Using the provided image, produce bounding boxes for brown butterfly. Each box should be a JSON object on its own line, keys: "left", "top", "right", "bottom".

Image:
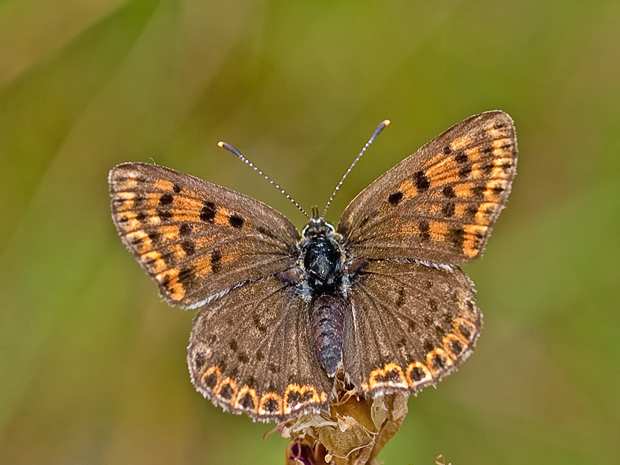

{"left": 109, "top": 111, "right": 517, "bottom": 421}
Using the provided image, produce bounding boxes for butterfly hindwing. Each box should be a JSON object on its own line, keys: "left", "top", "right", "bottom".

{"left": 187, "top": 275, "right": 332, "bottom": 421}
{"left": 109, "top": 163, "right": 299, "bottom": 308}
{"left": 338, "top": 111, "right": 517, "bottom": 264}
{"left": 343, "top": 259, "right": 481, "bottom": 396}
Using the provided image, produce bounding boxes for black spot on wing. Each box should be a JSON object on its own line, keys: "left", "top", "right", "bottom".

{"left": 158, "top": 210, "right": 173, "bottom": 222}
{"left": 229, "top": 214, "right": 244, "bottom": 228}
{"left": 159, "top": 193, "right": 173, "bottom": 206}
{"left": 458, "top": 166, "right": 472, "bottom": 179}
{"left": 414, "top": 171, "right": 431, "bottom": 191}
{"left": 419, "top": 220, "right": 430, "bottom": 241}
{"left": 442, "top": 186, "right": 456, "bottom": 198}
{"left": 181, "top": 240, "right": 196, "bottom": 256}
{"left": 210, "top": 250, "right": 222, "bottom": 273}
{"left": 388, "top": 191, "right": 404, "bottom": 205}
{"left": 179, "top": 223, "right": 192, "bottom": 236}
{"left": 200, "top": 202, "right": 217, "bottom": 222}
{"left": 454, "top": 151, "right": 469, "bottom": 164}
{"left": 442, "top": 202, "right": 455, "bottom": 217}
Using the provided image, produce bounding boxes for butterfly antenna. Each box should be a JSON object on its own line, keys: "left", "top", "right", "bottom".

{"left": 218, "top": 141, "right": 309, "bottom": 219}
{"left": 321, "top": 119, "right": 390, "bottom": 219}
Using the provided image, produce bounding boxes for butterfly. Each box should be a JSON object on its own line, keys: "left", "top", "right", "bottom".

{"left": 109, "top": 111, "right": 517, "bottom": 422}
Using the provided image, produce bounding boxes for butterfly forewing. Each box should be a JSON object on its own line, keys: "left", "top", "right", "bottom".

{"left": 344, "top": 260, "right": 481, "bottom": 396}
{"left": 109, "top": 163, "right": 299, "bottom": 308}
{"left": 338, "top": 111, "right": 517, "bottom": 264}
{"left": 187, "top": 275, "right": 332, "bottom": 421}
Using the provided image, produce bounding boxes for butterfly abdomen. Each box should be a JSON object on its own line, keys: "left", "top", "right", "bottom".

{"left": 310, "top": 294, "right": 346, "bottom": 377}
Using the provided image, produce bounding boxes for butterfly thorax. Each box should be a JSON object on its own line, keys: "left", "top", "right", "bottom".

{"left": 301, "top": 219, "right": 343, "bottom": 294}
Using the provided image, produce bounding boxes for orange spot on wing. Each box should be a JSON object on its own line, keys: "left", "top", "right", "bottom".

{"left": 173, "top": 196, "right": 203, "bottom": 211}
{"left": 215, "top": 377, "right": 238, "bottom": 400}
{"left": 142, "top": 193, "right": 161, "bottom": 207}
{"left": 426, "top": 348, "right": 454, "bottom": 375}
{"left": 424, "top": 155, "right": 467, "bottom": 187}
{"left": 125, "top": 230, "right": 151, "bottom": 253}
{"left": 193, "top": 255, "right": 213, "bottom": 278}
{"left": 170, "top": 284, "right": 185, "bottom": 301}
{"left": 234, "top": 386, "right": 259, "bottom": 413}
{"left": 399, "top": 179, "right": 416, "bottom": 198}
{"left": 258, "top": 392, "right": 283, "bottom": 416}
{"left": 171, "top": 211, "right": 201, "bottom": 223}
{"left": 154, "top": 179, "right": 174, "bottom": 192}
{"left": 170, "top": 244, "right": 186, "bottom": 260}
{"left": 283, "top": 384, "right": 321, "bottom": 414}
{"left": 450, "top": 135, "right": 473, "bottom": 151}
{"left": 454, "top": 203, "right": 469, "bottom": 218}
{"left": 453, "top": 182, "right": 475, "bottom": 198}
{"left": 441, "top": 333, "right": 464, "bottom": 359}
{"left": 159, "top": 225, "right": 180, "bottom": 242}
{"left": 113, "top": 192, "right": 136, "bottom": 211}
{"left": 462, "top": 224, "right": 487, "bottom": 258}
{"left": 141, "top": 250, "right": 167, "bottom": 273}
{"left": 475, "top": 202, "right": 496, "bottom": 225}
{"left": 201, "top": 366, "right": 222, "bottom": 389}
{"left": 484, "top": 180, "right": 508, "bottom": 201}
{"left": 425, "top": 156, "right": 457, "bottom": 181}
{"left": 492, "top": 138, "right": 513, "bottom": 157}
{"left": 424, "top": 152, "right": 444, "bottom": 169}
{"left": 490, "top": 157, "right": 514, "bottom": 178}
{"left": 416, "top": 203, "right": 442, "bottom": 216}
{"left": 155, "top": 268, "right": 186, "bottom": 301}
{"left": 214, "top": 207, "right": 231, "bottom": 226}
{"left": 116, "top": 211, "right": 140, "bottom": 231}
{"left": 406, "top": 361, "right": 433, "bottom": 386}
{"left": 468, "top": 165, "right": 483, "bottom": 180}
{"left": 465, "top": 146, "right": 482, "bottom": 162}
{"left": 454, "top": 317, "right": 478, "bottom": 340}
{"left": 431, "top": 170, "right": 460, "bottom": 187}
{"left": 429, "top": 220, "right": 449, "bottom": 242}
{"left": 486, "top": 121, "right": 510, "bottom": 139}
{"left": 144, "top": 209, "right": 161, "bottom": 227}
{"left": 117, "top": 177, "right": 138, "bottom": 190}
{"left": 365, "top": 362, "right": 408, "bottom": 390}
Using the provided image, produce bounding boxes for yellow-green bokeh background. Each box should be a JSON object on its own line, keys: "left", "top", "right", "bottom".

{"left": 1, "top": 1, "right": 619, "bottom": 464}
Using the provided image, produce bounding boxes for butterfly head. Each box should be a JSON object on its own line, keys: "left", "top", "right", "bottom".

{"left": 302, "top": 216, "right": 335, "bottom": 238}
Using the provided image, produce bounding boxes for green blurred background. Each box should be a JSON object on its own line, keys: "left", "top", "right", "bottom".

{"left": 1, "top": 0, "right": 619, "bottom": 464}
